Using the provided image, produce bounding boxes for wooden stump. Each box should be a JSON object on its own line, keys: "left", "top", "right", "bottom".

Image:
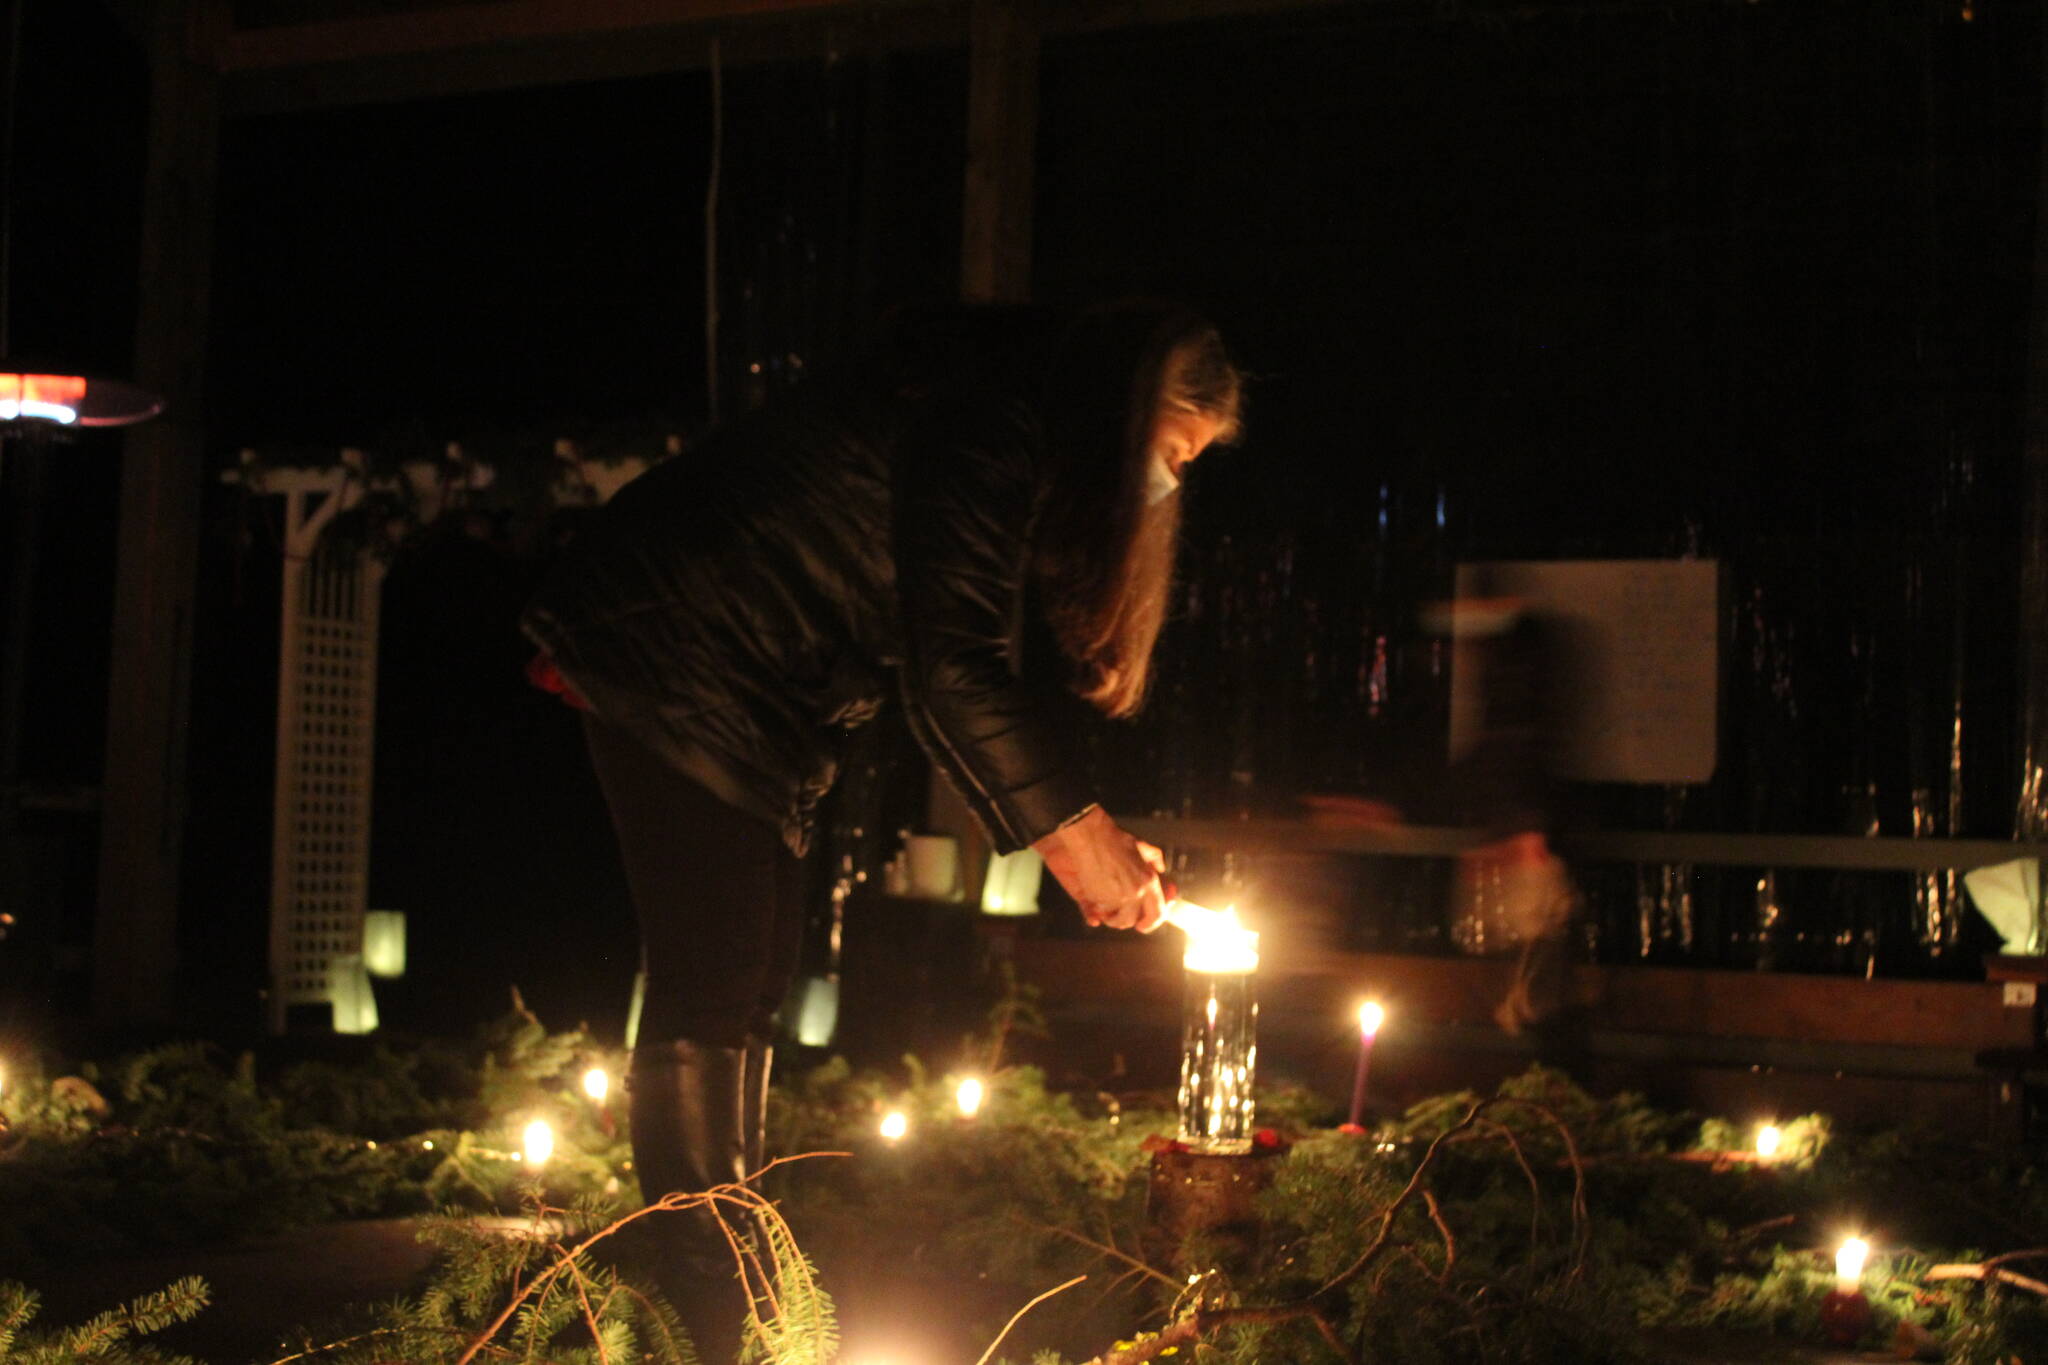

{"left": 1144, "top": 1147, "right": 1279, "bottom": 1270}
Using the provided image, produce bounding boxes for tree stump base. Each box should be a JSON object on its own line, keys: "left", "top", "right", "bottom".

{"left": 1144, "top": 1146, "right": 1279, "bottom": 1270}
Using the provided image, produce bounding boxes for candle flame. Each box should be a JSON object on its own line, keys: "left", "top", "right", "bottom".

{"left": 1359, "top": 1000, "right": 1386, "bottom": 1036}
{"left": 521, "top": 1119, "right": 555, "bottom": 1169}
{"left": 955, "top": 1077, "right": 985, "bottom": 1118}
{"left": 582, "top": 1067, "right": 610, "bottom": 1103}
{"left": 1836, "top": 1237, "right": 1869, "bottom": 1286}
{"left": 1755, "top": 1123, "right": 1782, "bottom": 1158}
{"left": 1165, "top": 900, "right": 1260, "bottom": 973}
{"left": 879, "top": 1109, "right": 909, "bottom": 1141}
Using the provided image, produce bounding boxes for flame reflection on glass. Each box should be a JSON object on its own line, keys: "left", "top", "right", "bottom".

{"left": 1174, "top": 904, "right": 1259, "bottom": 1153}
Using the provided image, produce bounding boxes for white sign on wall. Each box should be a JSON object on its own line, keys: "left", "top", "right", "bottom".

{"left": 1450, "top": 559, "right": 1720, "bottom": 785}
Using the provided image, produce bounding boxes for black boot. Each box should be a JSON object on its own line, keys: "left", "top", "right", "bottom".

{"left": 740, "top": 1037, "right": 772, "bottom": 1177}
{"left": 628, "top": 1039, "right": 751, "bottom": 1362}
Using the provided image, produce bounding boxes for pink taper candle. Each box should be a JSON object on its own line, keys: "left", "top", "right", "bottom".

{"left": 1348, "top": 1001, "right": 1385, "bottom": 1128}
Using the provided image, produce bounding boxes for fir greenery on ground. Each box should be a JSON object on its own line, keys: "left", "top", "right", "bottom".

{"left": 8, "top": 993, "right": 2048, "bottom": 1362}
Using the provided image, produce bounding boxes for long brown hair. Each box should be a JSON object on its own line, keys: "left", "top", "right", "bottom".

{"left": 1036, "top": 307, "right": 1243, "bottom": 718}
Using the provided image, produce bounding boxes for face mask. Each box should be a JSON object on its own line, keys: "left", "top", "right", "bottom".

{"left": 1145, "top": 449, "right": 1182, "bottom": 506}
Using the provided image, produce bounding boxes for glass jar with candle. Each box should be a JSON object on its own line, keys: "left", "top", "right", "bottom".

{"left": 1176, "top": 911, "right": 1260, "bottom": 1154}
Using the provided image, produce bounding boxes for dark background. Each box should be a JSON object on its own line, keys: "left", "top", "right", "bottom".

{"left": 3, "top": 0, "right": 2040, "bottom": 1042}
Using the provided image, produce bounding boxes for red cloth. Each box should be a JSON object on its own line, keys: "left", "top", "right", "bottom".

{"left": 525, "top": 651, "right": 591, "bottom": 711}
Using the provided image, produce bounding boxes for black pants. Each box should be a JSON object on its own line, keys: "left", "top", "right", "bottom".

{"left": 584, "top": 716, "right": 807, "bottom": 1049}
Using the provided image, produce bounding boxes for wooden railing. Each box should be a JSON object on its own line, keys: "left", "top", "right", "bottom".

{"left": 1120, "top": 817, "right": 2048, "bottom": 875}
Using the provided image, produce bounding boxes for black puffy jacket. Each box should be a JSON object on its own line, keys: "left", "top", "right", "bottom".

{"left": 521, "top": 373, "right": 1106, "bottom": 857}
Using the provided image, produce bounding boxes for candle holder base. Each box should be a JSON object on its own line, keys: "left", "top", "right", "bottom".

{"left": 1819, "top": 1289, "right": 1871, "bottom": 1347}
{"left": 1143, "top": 1142, "right": 1284, "bottom": 1272}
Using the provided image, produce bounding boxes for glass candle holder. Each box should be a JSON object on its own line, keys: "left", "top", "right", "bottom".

{"left": 1177, "top": 919, "right": 1260, "bottom": 1153}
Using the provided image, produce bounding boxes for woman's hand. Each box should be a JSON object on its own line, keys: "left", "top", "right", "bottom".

{"left": 1032, "top": 806, "right": 1167, "bottom": 931}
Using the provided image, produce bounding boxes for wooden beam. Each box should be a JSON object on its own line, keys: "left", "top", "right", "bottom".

{"left": 220, "top": 0, "right": 862, "bottom": 70}
{"left": 214, "top": 0, "right": 1352, "bottom": 116}
{"left": 960, "top": 0, "right": 1039, "bottom": 302}
{"left": 216, "top": 0, "right": 1337, "bottom": 74}
{"left": 222, "top": 3, "right": 965, "bottom": 115}
{"left": 95, "top": 0, "right": 226, "bottom": 1030}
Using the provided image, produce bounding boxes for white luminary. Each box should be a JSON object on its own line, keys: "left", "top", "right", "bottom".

{"left": 1174, "top": 906, "right": 1260, "bottom": 1154}
{"left": 363, "top": 910, "right": 407, "bottom": 978}
{"left": 980, "top": 848, "right": 1046, "bottom": 916}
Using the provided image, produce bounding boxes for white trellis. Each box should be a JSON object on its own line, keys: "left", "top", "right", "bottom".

{"left": 227, "top": 441, "right": 660, "bottom": 1033}
{"left": 223, "top": 454, "right": 392, "bottom": 1033}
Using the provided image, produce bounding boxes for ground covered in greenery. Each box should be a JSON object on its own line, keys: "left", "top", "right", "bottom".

{"left": 7, "top": 994, "right": 2048, "bottom": 1364}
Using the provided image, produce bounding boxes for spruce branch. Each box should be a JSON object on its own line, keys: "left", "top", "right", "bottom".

{"left": 451, "top": 1153, "right": 845, "bottom": 1365}
{"left": 1080, "top": 1093, "right": 1594, "bottom": 1365}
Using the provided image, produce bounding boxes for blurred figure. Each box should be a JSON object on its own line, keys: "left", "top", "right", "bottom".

{"left": 1309, "top": 589, "right": 1581, "bottom": 1034}
{"left": 1438, "top": 590, "right": 1580, "bottom": 1033}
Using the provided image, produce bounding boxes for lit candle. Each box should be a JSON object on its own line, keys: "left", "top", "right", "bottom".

{"left": 1835, "top": 1237, "right": 1869, "bottom": 1291}
{"left": 1165, "top": 901, "right": 1260, "bottom": 1153}
{"left": 1755, "top": 1123, "right": 1782, "bottom": 1159}
{"left": 1820, "top": 1236, "right": 1873, "bottom": 1346}
{"left": 955, "top": 1076, "right": 985, "bottom": 1119}
{"left": 582, "top": 1066, "right": 616, "bottom": 1137}
{"left": 879, "top": 1109, "right": 909, "bottom": 1142}
{"left": 521, "top": 1118, "right": 555, "bottom": 1169}
{"left": 1346, "top": 1000, "right": 1386, "bottom": 1130}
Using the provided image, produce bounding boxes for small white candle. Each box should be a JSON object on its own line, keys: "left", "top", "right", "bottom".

{"left": 955, "top": 1077, "right": 985, "bottom": 1118}
{"left": 879, "top": 1109, "right": 909, "bottom": 1142}
{"left": 582, "top": 1067, "right": 610, "bottom": 1103}
{"left": 1755, "top": 1123, "right": 1782, "bottom": 1159}
{"left": 1835, "top": 1237, "right": 1869, "bottom": 1291}
{"left": 522, "top": 1119, "right": 555, "bottom": 1169}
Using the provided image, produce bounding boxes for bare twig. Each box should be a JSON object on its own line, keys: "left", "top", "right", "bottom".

{"left": 1316, "top": 1096, "right": 1495, "bottom": 1298}
{"left": 562, "top": 1258, "right": 609, "bottom": 1365}
{"left": 263, "top": 1325, "right": 507, "bottom": 1365}
{"left": 974, "top": 1275, "right": 1087, "bottom": 1365}
{"left": 1023, "top": 1217, "right": 1183, "bottom": 1290}
{"left": 1732, "top": 1213, "right": 1798, "bottom": 1244}
{"left": 1924, "top": 1263, "right": 2048, "bottom": 1297}
{"left": 1487, "top": 1098, "right": 1590, "bottom": 1274}
{"left": 1474, "top": 1118, "right": 1544, "bottom": 1247}
{"left": 1421, "top": 1187, "right": 1457, "bottom": 1282}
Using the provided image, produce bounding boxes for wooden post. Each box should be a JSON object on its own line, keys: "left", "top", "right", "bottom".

{"left": 94, "top": 0, "right": 224, "bottom": 1029}
{"left": 928, "top": 0, "right": 1043, "bottom": 879}
{"left": 959, "top": 0, "right": 1039, "bottom": 303}
{"left": 2019, "top": 0, "right": 2048, "bottom": 848}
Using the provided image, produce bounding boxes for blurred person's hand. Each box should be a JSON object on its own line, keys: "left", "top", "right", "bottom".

{"left": 1034, "top": 806, "right": 1168, "bottom": 930}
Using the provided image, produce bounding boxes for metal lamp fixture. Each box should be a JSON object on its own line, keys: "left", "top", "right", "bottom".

{"left": 0, "top": 368, "right": 161, "bottom": 432}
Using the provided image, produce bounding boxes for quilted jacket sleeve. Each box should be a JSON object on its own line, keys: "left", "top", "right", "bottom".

{"left": 894, "top": 399, "right": 1097, "bottom": 854}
